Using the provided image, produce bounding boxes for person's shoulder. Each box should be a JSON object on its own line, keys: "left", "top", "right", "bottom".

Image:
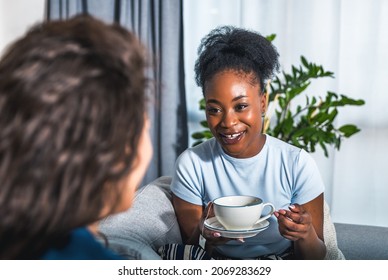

{"left": 177, "top": 138, "right": 217, "bottom": 161}
{"left": 266, "top": 135, "right": 301, "bottom": 154}
{"left": 265, "top": 135, "right": 315, "bottom": 163}
{"left": 41, "top": 228, "right": 123, "bottom": 260}
{"left": 266, "top": 135, "right": 316, "bottom": 168}
{"left": 190, "top": 137, "right": 217, "bottom": 152}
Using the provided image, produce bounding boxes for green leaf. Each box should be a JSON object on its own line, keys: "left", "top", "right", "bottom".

{"left": 192, "top": 140, "right": 203, "bottom": 147}
{"left": 281, "top": 115, "right": 294, "bottom": 136}
{"left": 199, "top": 98, "right": 206, "bottom": 110}
{"left": 327, "top": 108, "right": 338, "bottom": 123}
{"left": 331, "top": 95, "right": 365, "bottom": 107}
{"left": 200, "top": 120, "right": 209, "bottom": 128}
{"left": 266, "top": 34, "right": 276, "bottom": 42}
{"left": 284, "top": 73, "right": 292, "bottom": 84}
{"left": 202, "top": 130, "right": 214, "bottom": 139}
{"left": 292, "top": 65, "right": 299, "bottom": 78}
{"left": 287, "top": 81, "right": 310, "bottom": 99}
{"left": 191, "top": 132, "right": 205, "bottom": 139}
{"left": 335, "top": 137, "right": 341, "bottom": 150}
{"left": 278, "top": 97, "right": 286, "bottom": 108}
{"left": 301, "top": 56, "right": 309, "bottom": 68}
{"left": 319, "top": 140, "right": 329, "bottom": 157}
{"left": 339, "top": 124, "right": 361, "bottom": 137}
{"left": 312, "top": 112, "right": 329, "bottom": 125}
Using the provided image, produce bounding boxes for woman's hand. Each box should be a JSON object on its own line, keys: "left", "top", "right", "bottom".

{"left": 173, "top": 194, "right": 245, "bottom": 256}
{"left": 199, "top": 202, "right": 236, "bottom": 246}
{"left": 274, "top": 204, "right": 314, "bottom": 241}
{"left": 274, "top": 194, "right": 326, "bottom": 259}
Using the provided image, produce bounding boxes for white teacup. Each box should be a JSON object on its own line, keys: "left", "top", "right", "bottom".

{"left": 213, "top": 195, "right": 275, "bottom": 230}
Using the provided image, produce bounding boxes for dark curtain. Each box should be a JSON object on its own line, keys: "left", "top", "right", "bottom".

{"left": 46, "top": 0, "right": 188, "bottom": 184}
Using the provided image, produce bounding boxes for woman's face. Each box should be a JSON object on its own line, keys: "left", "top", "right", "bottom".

{"left": 204, "top": 70, "right": 266, "bottom": 158}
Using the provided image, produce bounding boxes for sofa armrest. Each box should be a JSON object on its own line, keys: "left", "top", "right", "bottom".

{"left": 323, "top": 201, "right": 345, "bottom": 260}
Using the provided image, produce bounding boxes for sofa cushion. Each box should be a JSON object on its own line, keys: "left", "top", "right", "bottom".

{"left": 335, "top": 223, "right": 388, "bottom": 260}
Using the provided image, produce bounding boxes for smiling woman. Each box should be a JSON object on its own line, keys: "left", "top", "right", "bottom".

{"left": 170, "top": 26, "right": 326, "bottom": 260}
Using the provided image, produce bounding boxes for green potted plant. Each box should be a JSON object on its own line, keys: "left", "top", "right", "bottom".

{"left": 191, "top": 35, "right": 365, "bottom": 157}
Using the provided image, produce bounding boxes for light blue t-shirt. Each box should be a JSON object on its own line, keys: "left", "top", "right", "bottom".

{"left": 171, "top": 135, "right": 324, "bottom": 259}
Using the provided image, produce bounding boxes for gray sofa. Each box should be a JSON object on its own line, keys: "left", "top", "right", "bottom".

{"left": 335, "top": 223, "right": 388, "bottom": 260}
{"left": 99, "top": 176, "right": 388, "bottom": 260}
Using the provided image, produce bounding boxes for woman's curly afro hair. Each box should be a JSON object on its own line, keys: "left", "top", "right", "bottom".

{"left": 195, "top": 26, "right": 280, "bottom": 93}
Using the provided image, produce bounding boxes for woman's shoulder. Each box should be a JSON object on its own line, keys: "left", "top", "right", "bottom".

{"left": 265, "top": 135, "right": 302, "bottom": 154}
{"left": 177, "top": 138, "right": 218, "bottom": 161}
{"left": 265, "top": 135, "right": 314, "bottom": 164}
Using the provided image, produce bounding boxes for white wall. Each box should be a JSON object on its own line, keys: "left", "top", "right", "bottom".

{"left": 0, "top": 0, "right": 45, "bottom": 55}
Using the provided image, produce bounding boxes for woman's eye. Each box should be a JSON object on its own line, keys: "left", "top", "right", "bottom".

{"left": 235, "top": 104, "right": 248, "bottom": 111}
{"left": 206, "top": 107, "right": 221, "bottom": 114}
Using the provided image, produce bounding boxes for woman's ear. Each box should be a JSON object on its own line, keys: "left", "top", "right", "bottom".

{"left": 261, "top": 80, "right": 271, "bottom": 116}
{"left": 262, "top": 93, "right": 268, "bottom": 116}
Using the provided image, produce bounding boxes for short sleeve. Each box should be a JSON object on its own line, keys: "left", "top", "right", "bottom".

{"left": 291, "top": 149, "right": 325, "bottom": 204}
{"left": 170, "top": 149, "right": 204, "bottom": 206}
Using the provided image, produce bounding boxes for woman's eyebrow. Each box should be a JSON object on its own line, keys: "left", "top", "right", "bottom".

{"left": 206, "top": 98, "right": 220, "bottom": 104}
{"left": 206, "top": 95, "right": 247, "bottom": 105}
{"left": 232, "top": 95, "right": 248, "bottom": 102}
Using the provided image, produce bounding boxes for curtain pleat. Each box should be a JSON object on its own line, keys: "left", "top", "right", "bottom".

{"left": 81, "top": 0, "right": 88, "bottom": 14}
{"left": 114, "top": 0, "right": 121, "bottom": 23}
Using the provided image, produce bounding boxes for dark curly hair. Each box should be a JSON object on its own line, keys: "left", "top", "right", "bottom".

{"left": 0, "top": 15, "right": 148, "bottom": 259}
{"left": 195, "top": 26, "right": 280, "bottom": 93}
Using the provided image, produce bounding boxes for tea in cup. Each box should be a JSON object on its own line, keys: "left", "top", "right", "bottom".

{"left": 213, "top": 195, "right": 275, "bottom": 230}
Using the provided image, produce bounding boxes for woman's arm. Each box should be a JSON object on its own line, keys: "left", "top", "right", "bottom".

{"left": 172, "top": 194, "right": 203, "bottom": 244}
{"left": 172, "top": 194, "right": 232, "bottom": 255}
{"left": 275, "top": 193, "right": 326, "bottom": 259}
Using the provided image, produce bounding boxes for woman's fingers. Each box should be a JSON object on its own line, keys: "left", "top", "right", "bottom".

{"left": 202, "top": 201, "right": 215, "bottom": 219}
{"left": 276, "top": 206, "right": 313, "bottom": 241}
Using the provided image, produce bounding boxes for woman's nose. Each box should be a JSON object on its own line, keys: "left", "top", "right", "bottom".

{"left": 220, "top": 110, "right": 237, "bottom": 128}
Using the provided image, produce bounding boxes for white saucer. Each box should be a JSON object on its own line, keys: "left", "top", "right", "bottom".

{"left": 204, "top": 217, "right": 270, "bottom": 238}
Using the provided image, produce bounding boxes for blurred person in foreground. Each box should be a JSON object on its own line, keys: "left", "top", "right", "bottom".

{"left": 0, "top": 15, "right": 152, "bottom": 259}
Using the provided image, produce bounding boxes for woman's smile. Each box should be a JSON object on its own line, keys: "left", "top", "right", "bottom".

{"left": 219, "top": 131, "right": 245, "bottom": 145}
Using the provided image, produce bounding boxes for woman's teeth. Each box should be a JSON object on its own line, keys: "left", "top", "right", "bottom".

{"left": 223, "top": 132, "right": 243, "bottom": 139}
